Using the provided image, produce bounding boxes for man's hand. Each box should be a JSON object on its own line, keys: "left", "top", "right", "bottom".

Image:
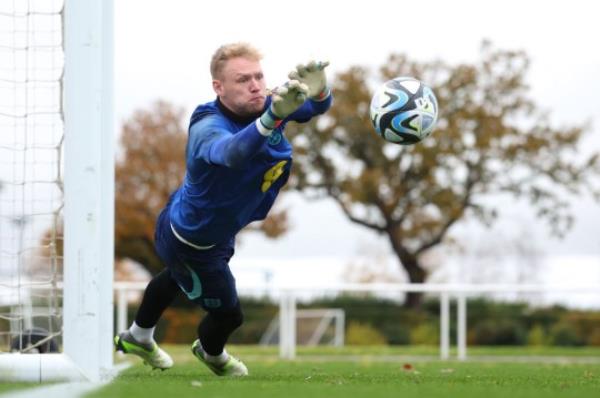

{"left": 270, "top": 79, "right": 309, "bottom": 119}
{"left": 288, "top": 60, "right": 330, "bottom": 99}
{"left": 258, "top": 79, "right": 309, "bottom": 134}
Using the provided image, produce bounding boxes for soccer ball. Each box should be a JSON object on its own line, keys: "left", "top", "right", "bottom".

{"left": 369, "top": 77, "right": 438, "bottom": 145}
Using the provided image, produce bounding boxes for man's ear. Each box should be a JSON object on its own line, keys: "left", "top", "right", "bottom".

{"left": 212, "top": 79, "right": 223, "bottom": 96}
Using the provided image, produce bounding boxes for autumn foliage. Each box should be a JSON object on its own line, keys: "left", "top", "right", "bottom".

{"left": 114, "top": 101, "right": 187, "bottom": 274}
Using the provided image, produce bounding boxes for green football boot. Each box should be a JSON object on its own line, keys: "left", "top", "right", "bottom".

{"left": 114, "top": 331, "right": 173, "bottom": 370}
{"left": 191, "top": 339, "right": 248, "bottom": 376}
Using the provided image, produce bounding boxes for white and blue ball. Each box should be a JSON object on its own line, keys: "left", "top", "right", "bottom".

{"left": 370, "top": 77, "right": 438, "bottom": 145}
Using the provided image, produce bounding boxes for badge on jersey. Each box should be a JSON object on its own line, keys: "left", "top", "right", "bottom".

{"left": 261, "top": 160, "right": 287, "bottom": 192}
{"left": 268, "top": 131, "right": 282, "bottom": 146}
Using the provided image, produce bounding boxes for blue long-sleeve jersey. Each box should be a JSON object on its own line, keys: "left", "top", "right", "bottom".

{"left": 168, "top": 94, "right": 332, "bottom": 247}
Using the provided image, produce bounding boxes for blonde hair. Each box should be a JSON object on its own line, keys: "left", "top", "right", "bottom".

{"left": 210, "top": 42, "right": 262, "bottom": 79}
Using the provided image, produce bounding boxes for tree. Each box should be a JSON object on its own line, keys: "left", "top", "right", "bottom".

{"left": 285, "top": 42, "right": 600, "bottom": 307}
{"left": 115, "top": 101, "right": 288, "bottom": 275}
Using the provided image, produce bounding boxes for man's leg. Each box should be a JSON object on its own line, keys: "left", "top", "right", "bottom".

{"left": 197, "top": 301, "right": 243, "bottom": 355}
{"left": 135, "top": 268, "right": 181, "bottom": 328}
{"left": 187, "top": 263, "right": 248, "bottom": 376}
{"left": 114, "top": 269, "right": 180, "bottom": 369}
{"left": 192, "top": 303, "right": 247, "bottom": 376}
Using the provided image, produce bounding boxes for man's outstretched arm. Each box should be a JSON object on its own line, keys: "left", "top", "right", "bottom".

{"left": 189, "top": 80, "right": 309, "bottom": 169}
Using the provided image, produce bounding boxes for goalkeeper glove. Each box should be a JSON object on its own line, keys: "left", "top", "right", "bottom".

{"left": 258, "top": 79, "right": 308, "bottom": 134}
{"left": 288, "top": 60, "right": 330, "bottom": 100}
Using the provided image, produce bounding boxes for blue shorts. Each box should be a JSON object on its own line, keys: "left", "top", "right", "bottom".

{"left": 154, "top": 206, "right": 238, "bottom": 313}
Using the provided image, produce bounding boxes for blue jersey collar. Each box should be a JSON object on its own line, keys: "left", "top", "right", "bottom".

{"left": 216, "top": 97, "right": 267, "bottom": 125}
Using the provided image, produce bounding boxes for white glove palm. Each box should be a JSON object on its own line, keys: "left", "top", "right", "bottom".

{"left": 288, "top": 60, "right": 330, "bottom": 99}
{"left": 270, "top": 79, "right": 309, "bottom": 119}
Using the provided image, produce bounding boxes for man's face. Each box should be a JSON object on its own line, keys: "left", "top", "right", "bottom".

{"left": 213, "top": 57, "right": 266, "bottom": 116}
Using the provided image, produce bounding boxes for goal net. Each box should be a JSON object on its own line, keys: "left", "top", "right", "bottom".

{"left": 0, "top": 0, "right": 114, "bottom": 382}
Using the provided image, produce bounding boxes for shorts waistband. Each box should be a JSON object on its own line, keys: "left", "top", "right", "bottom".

{"left": 170, "top": 222, "right": 215, "bottom": 251}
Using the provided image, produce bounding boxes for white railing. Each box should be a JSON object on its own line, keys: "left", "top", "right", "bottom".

{"left": 113, "top": 282, "right": 600, "bottom": 360}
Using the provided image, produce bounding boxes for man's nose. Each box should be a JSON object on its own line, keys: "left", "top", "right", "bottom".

{"left": 249, "top": 78, "right": 260, "bottom": 91}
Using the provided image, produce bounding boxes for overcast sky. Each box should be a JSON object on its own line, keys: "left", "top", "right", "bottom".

{"left": 114, "top": 0, "right": 600, "bottom": 262}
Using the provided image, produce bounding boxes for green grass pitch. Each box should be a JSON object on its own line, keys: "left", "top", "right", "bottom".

{"left": 2, "top": 346, "right": 600, "bottom": 397}
{"left": 83, "top": 346, "right": 600, "bottom": 398}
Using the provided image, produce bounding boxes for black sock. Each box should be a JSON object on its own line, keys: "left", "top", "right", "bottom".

{"left": 134, "top": 269, "right": 180, "bottom": 328}
{"left": 197, "top": 302, "right": 243, "bottom": 355}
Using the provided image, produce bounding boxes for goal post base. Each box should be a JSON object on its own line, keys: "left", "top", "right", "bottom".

{"left": 0, "top": 353, "right": 89, "bottom": 382}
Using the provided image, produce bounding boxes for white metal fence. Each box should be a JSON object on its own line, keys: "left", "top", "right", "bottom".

{"left": 113, "top": 282, "right": 600, "bottom": 360}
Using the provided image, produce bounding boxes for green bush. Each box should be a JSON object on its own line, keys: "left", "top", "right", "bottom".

{"left": 525, "top": 306, "right": 566, "bottom": 330}
{"left": 470, "top": 319, "right": 527, "bottom": 345}
{"left": 549, "top": 322, "right": 585, "bottom": 346}
{"left": 410, "top": 323, "right": 439, "bottom": 345}
{"left": 560, "top": 312, "right": 600, "bottom": 346}
{"left": 527, "top": 324, "right": 547, "bottom": 346}
{"left": 345, "top": 321, "right": 388, "bottom": 345}
{"left": 587, "top": 328, "right": 600, "bottom": 346}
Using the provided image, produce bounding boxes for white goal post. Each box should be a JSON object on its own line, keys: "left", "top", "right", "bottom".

{"left": 0, "top": 0, "right": 114, "bottom": 382}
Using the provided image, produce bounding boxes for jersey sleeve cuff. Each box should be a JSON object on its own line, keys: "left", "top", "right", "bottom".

{"left": 310, "top": 87, "right": 331, "bottom": 102}
{"left": 257, "top": 107, "right": 283, "bottom": 136}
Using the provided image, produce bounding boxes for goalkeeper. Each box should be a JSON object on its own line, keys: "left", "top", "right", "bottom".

{"left": 115, "top": 42, "right": 332, "bottom": 376}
